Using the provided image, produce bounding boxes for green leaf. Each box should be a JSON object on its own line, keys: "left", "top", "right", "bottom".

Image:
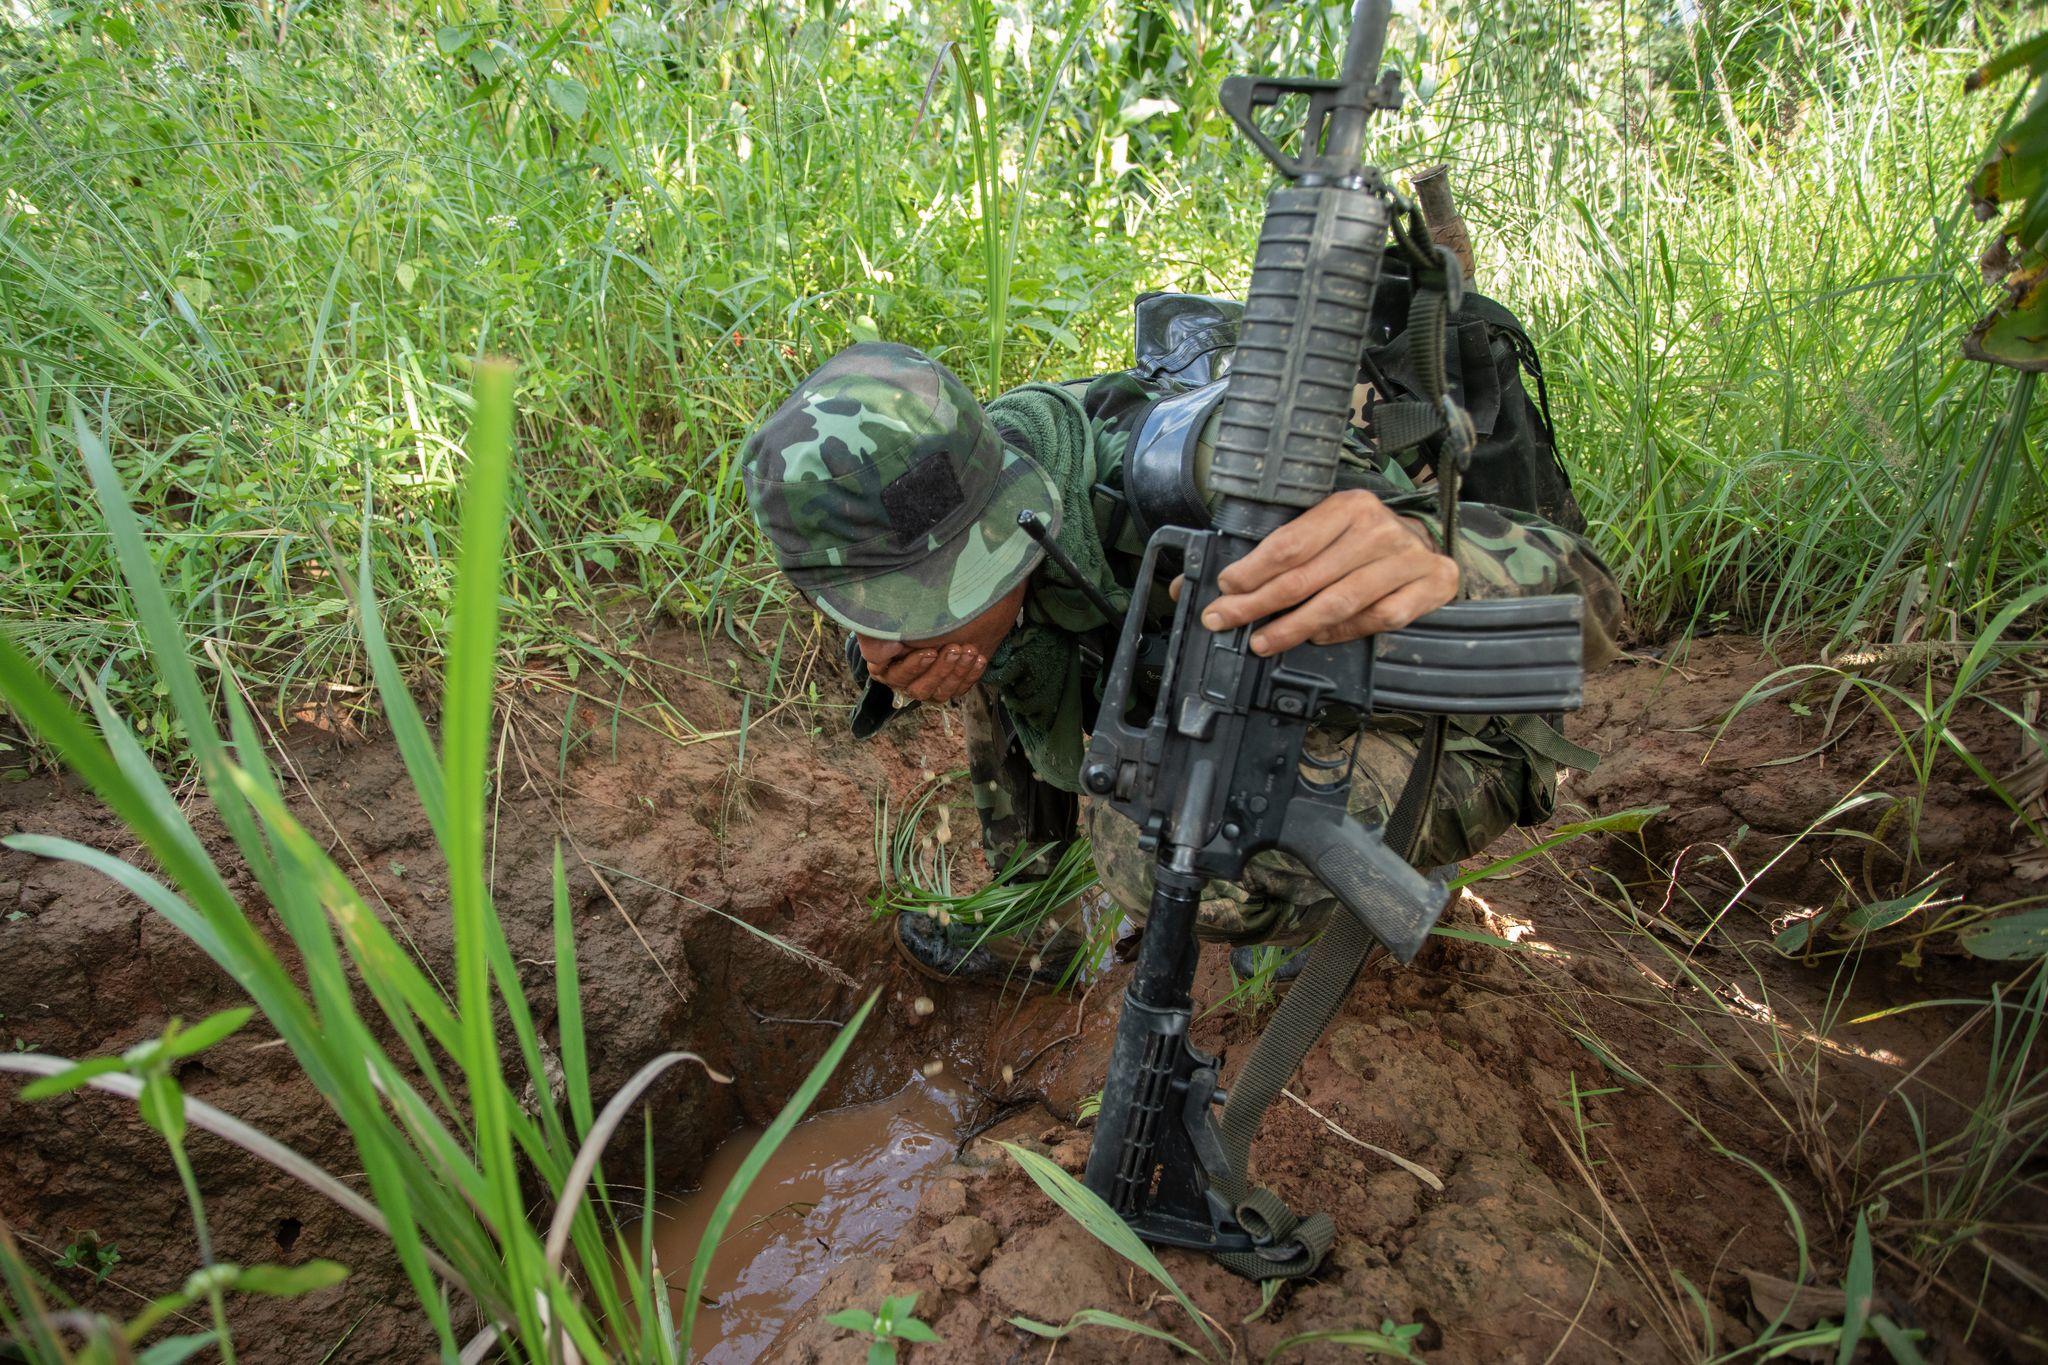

{"left": 1959, "top": 906, "right": 2048, "bottom": 960}
{"left": 1265, "top": 1322, "right": 1424, "bottom": 1362}
{"left": 1453, "top": 807, "right": 1666, "bottom": 886}
{"left": 435, "top": 24, "right": 473, "bottom": 56}
{"left": 20, "top": 1054, "right": 127, "bottom": 1101}
{"left": 1000, "top": 1143, "right": 1220, "bottom": 1354}
{"left": 851, "top": 314, "right": 882, "bottom": 344}
{"left": 1774, "top": 915, "right": 1817, "bottom": 954}
{"left": 545, "top": 76, "right": 589, "bottom": 121}
{"left": 866, "top": 1340, "right": 896, "bottom": 1365}
{"left": 1012, "top": 1309, "right": 1203, "bottom": 1356}
{"left": 234, "top": 1261, "right": 350, "bottom": 1297}
{"left": 1868, "top": 1314, "right": 1928, "bottom": 1365}
{"left": 1837, "top": 1210, "right": 1872, "bottom": 1365}
{"left": 552, "top": 843, "right": 593, "bottom": 1137}
{"left": 139, "top": 1073, "right": 186, "bottom": 1146}
{"left": 164, "top": 1007, "right": 255, "bottom": 1060}
{"left": 1839, "top": 886, "right": 1942, "bottom": 937}
{"left": 894, "top": 1319, "right": 940, "bottom": 1344}
{"left": 825, "top": 1308, "right": 876, "bottom": 1332}
{"left": 138, "top": 1333, "right": 218, "bottom": 1365}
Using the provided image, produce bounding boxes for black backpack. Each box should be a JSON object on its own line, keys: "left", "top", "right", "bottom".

{"left": 1351, "top": 258, "right": 1586, "bottom": 533}
{"left": 1128, "top": 272, "right": 1585, "bottom": 534}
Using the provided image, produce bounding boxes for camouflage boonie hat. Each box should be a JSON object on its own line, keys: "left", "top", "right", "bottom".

{"left": 742, "top": 343, "right": 1061, "bottom": 642}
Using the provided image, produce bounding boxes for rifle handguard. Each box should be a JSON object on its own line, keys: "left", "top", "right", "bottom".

{"left": 1209, "top": 182, "right": 1392, "bottom": 536}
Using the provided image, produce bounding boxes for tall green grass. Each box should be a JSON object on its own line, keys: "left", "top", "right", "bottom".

{"left": 2, "top": 1, "right": 2037, "bottom": 747}
{"left": 0, "top": 373, "right": 873, "bottom": 1361}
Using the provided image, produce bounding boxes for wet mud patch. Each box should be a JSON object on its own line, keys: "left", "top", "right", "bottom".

{"left": 651, "top": 1070, "right": 971, "bottom": 1362}
{"left": 0, "top": 631, "right": 2037, "bottom": 1361}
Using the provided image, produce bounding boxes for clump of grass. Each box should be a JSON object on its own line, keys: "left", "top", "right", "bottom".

{"left": 1494, "top": 817, "right": 2048, "bottom": 1357}
{"left": 0, "top": 373, "right": 870, "bottom": 1361}
{"left": 872, "top": 771, "right": 1105, "bottom": 984}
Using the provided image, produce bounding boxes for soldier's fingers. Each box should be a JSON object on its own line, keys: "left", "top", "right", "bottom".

{"left": 1201, "top": 535, "right": 1369, "bottom": 633}
{"left": 1248, "top": 551, "right": 1448, "bottom": 654}
{"left": 1212, "top": 498, "right": 1351, "bottom": 597}
{"left": 939, "top": 650, "right": 986, "bottom": 700}
{"left": 873, "top": 649, "right": 940, "bottom": 689}
{"left": 904, "top": 646, "right": 981, "bottom": 701}
{"left": 931, "top": 646, "right": 983, "bottom": 699}
{"left": 1215, "top": 489, "right": 1401, "bottom": 597}
{"left": 1306, "top": 571, "right": 1457, "bottom": 646}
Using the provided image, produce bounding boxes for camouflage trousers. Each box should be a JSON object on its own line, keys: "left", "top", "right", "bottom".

{"left": 1085, "top": 726, "right": 1535, "bottom": 946}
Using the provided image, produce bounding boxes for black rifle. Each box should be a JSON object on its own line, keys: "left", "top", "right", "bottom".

{"left": 1079, "top": 0, "right": 1586, "bottom": 1277}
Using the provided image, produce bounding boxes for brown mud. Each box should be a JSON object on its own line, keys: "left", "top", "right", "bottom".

{"left": 651, "top": 1069, "right": 969, "bottom": 1362}
{"left": 0, "top": 628, "right": 2038, "bottom": 1362}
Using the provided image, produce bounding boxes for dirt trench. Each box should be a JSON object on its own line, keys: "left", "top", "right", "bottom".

{"left": 0, "top": 629, "right": 2037, "bottom": 1362}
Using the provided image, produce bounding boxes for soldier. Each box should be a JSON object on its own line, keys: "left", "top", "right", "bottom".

{"left": 741, "top": 332, "right": 1623, "bottom": 988}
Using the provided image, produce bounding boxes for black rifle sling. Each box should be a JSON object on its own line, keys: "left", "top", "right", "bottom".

{"left": 1210, "top": 238, "right": 1468, "bottom": 1279}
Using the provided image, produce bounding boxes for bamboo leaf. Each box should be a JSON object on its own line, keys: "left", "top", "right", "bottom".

{"left": 1000, "top": 1143, "right": 1220, "bottom": 1354}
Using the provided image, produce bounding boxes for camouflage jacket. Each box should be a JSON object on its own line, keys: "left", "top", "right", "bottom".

{"left": 964, "top": 370, "right": 1626, "bottom": 874}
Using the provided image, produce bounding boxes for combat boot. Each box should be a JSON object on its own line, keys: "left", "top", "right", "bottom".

{"left": 892, "top": 910, "right": 1084, "bottom": 992}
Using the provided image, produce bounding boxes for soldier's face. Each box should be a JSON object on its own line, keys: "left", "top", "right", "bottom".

{"left": 857, "top": 578, "right": 1029, "bottom": 703}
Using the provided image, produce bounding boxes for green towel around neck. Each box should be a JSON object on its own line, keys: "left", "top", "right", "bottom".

{"left": 980, "top": 383, "right": 1128, "bottom": 793}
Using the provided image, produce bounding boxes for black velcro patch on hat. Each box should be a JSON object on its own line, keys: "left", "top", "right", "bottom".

{"left": 881, "top": 454, "right": 966, "bottom": 541}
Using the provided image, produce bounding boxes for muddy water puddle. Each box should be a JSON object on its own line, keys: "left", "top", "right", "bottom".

{"left": 651, "top": 1070, "right": 970, "bottom": 1361}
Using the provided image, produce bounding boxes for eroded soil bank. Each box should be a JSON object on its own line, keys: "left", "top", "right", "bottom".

{"left": 0, "top": 628, "right": 2038, "bottom": 1361}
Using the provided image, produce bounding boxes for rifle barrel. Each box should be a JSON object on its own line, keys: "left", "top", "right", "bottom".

{"left": 1321, "top": 0, "right": 1390, "bottom": 167}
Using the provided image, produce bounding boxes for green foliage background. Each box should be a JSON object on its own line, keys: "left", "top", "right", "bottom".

{"left": 0, "top": 0, "right": 2042, "bottom": 739}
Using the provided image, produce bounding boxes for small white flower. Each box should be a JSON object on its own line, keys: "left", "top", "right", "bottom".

{"left": 487, "top": 213, "right": 519, "bottom": 231}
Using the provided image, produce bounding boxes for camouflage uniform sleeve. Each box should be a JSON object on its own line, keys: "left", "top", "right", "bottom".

{"left": 1385, "top": 493, "right": 1626, "bottom": 670}
{"left": 961, "top": 682, "right": 1080, "bottom": 877}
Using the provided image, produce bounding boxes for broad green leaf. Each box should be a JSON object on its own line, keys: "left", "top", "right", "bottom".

{"left": 1774, "top": 916, "right": 1816, "bottom": 954}
{"left": 139, "top": 1073, "right": 186, "bottom": 1145}
{"left": 1959, "top": 906, "right": 2048, "bottom": 960}
{"left": 824, "top": 1309, "right": 875, "bottom": 1332}
{"left": 1840, "top": 886, "right": 1942, "bottom": 936}
{"left": 546, "top": 76, "right": 589, "bottom": 121}
{"left": 138, "top": 1333, "right": 218, "bottom": 1365}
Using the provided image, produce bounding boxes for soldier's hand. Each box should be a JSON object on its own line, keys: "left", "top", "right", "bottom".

{"left": 866, "top": 643, "right": 988, "bottom": 702}
{"left": 1195, "top": 489, "right": 1456, "bottom": 654}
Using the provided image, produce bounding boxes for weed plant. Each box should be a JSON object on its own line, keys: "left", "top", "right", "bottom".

{"left": 0, "top": 375, "right": 872, "bottom": 1361}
